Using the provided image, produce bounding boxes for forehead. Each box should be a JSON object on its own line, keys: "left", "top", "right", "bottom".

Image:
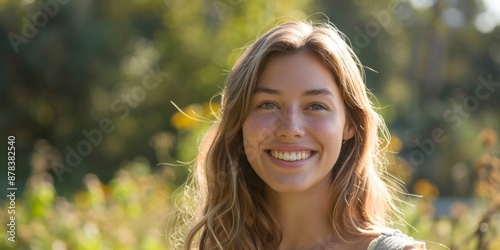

{"left": 256, "top": 51, "right": 339, "bottom": 94}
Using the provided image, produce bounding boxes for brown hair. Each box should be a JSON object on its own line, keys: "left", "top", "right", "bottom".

{"left": 183, "top": 20, "right": 404, "bottom": 249}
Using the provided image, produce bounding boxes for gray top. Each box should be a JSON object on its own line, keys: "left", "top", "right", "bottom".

{"left": 367, "top": 229, "right": 426, "bottom": 250}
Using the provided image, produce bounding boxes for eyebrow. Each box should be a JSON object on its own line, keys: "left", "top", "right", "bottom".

{"left": 254, "top": 87, "right": 282, "bottom": 95}
{"left": 302, "top": 88, "right": 334, "bottom": 96}
{"left": 254, "top": 87, "right": 333, "bottom": 97}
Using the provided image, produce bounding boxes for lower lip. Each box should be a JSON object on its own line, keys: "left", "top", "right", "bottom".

{"left": 266, "top": 151, "right": 315, "bottom": 169}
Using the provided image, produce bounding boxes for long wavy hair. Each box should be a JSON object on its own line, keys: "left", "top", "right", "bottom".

{"left": 182, "top": 20, "right": 404, "bottom": 250}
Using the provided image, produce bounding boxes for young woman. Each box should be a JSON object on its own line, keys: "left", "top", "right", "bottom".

{"left": 182, "top": 20, "right": 426, "bottom": 249}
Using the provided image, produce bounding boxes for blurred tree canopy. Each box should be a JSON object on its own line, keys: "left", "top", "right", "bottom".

{"left": 1, "top": 0, "right": 499, "bottom": 199}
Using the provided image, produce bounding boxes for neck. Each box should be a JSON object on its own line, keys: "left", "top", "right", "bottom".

{"left": 268, "top": 177, "right": 335, "bottom": 250}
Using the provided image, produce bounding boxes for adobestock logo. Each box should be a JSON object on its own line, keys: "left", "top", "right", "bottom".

{"left": 110, "top": 65, "right": 168, "bottom": 119}
{"left": 351, "top": 0, "right": 409, "bottom": 53}
{"left": 212, "top": 0, "right": 243, "bottom": 20}
{"left": 50, "top": 64, "right": 168, "bottom": 182}
{"left": 408, "top": 74, "right": 499, "bottom": 167}
{"left": 50, "top": 118, "right": 116, "bottom": 182}
{"left": 7, "top": 0, "right": 70, "bottom": 53}
{"left": 443, "top": 75, "right": 500, "bottom": 129}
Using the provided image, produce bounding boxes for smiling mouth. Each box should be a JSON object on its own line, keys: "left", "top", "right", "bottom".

{"left": 268, "top": 150, "right": 315, "bottom": 162}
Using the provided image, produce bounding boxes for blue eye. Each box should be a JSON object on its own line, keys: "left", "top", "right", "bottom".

{"left": 306, "top": 103, "right": 328, "bottom": 110}
{"left": 258, "top": 102, "right": 278, "bottom": 109}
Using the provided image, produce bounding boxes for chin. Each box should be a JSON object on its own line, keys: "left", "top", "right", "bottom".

{"left": 265, "top": 180, "right": 313, "bottom": 193}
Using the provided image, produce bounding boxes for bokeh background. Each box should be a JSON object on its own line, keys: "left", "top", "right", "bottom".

{"left": 1, "top": 0, "right": 499, "bottom": 249}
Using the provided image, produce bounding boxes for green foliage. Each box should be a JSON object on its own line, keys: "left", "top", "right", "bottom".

{"left": 1, "top": 158, "right": 177, "bottom": 249}
{"left": 1, "top": 0, "right": 499, "bottom": 197}
{"left": 1, "top": 147, "right": 499, "bottom": 249}
{"left": 2, "top": 0, "right": 500, "bottom": 249}
{"left": 0, "top": 0, "right": 316, "bottom": 194}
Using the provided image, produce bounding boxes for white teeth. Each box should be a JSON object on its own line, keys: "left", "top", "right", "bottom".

{"left": 270, "top": 150, "right": 312, "bottom": 161}
{"left": 283, "top": 152, "right": 290, "bottom": 161}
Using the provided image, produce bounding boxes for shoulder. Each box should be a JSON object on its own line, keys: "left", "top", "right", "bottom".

{"left": 367, "top": 229, "right": 426, "bottom": 250}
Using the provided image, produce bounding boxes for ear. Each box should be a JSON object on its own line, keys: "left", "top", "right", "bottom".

{"left": 342, "top": 119, "right": 355, "bottom": 141}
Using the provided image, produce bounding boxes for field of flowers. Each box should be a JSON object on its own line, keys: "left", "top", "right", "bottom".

{"left": 1, "top": 129, "right": 499, "bottom": 250}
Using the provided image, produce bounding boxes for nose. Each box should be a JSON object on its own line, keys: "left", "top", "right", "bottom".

{"left": 275, "top": 108, "right": 305, "bottom": 139}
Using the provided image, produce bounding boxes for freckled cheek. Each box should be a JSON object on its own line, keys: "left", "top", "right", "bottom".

{"left": 243, "top": 114, "right": 278, "bottom": 160}
{"left": 244, "top": 114, "right": 278, "bottom": 140}
{"left": 307, "top": 117, "right": 344, "bottom": 144}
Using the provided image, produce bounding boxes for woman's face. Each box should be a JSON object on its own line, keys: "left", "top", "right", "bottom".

{"left": 242, "top": 52, "right": 352, "bottom": 193}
